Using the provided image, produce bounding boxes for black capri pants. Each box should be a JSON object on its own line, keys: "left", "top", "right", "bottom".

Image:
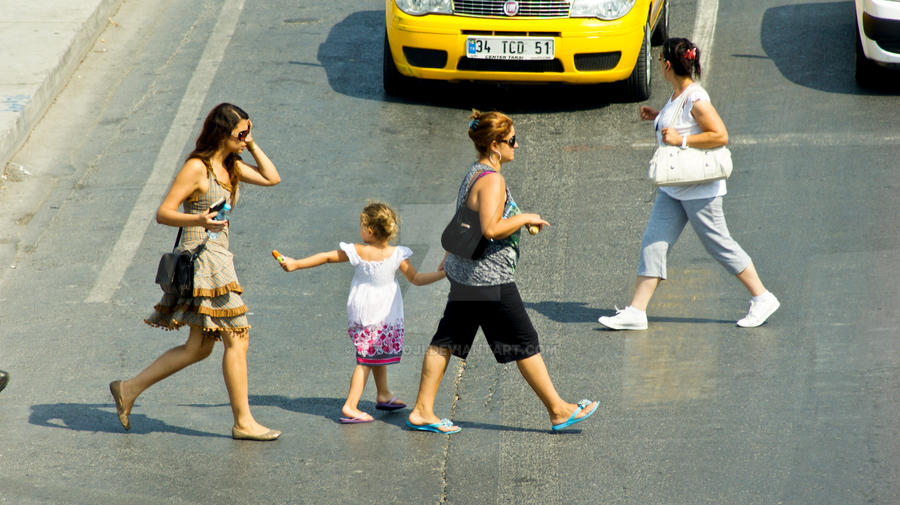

{"left": 430, "top": 281, "right": 540, "bottom": 363}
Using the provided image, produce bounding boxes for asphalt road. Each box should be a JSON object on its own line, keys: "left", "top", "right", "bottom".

{"left": 1, "top": 0, "right": 898, "bottom": 504}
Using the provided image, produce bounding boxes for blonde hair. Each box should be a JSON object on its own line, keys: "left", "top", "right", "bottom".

{"left": 360, "top": 201, "right": 399, "bottom": 242}
{"left": 467, "top": 109, "right": 513, "bottom": 157}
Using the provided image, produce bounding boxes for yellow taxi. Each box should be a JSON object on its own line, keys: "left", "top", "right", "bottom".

{"left": 384, "top": 0, "right": 669, "bottom": 101}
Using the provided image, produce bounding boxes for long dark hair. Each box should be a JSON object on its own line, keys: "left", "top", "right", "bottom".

{"left": 661, "top": 38, "right": 701, "bottom": 79}
{"left": 186, "top": 103, "right": 248, "bottom": 203}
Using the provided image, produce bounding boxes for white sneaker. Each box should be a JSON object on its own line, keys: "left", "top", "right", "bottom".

{"left": 736, "top": 292, "right": 780, "bottom": 328}
{"left": 598, "top": 306, "right": 648, "bottom": 330}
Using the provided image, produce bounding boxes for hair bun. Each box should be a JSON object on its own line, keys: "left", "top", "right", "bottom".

{"left": 469, "top": 109, "right": 482, "bottom": 131}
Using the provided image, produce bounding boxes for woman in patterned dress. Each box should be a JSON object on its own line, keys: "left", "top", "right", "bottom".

{"left": 110, "top": 103, "right": 282, "bottom": 441}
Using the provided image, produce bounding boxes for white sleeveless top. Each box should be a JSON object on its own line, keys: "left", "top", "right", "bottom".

{"left": 339, "top": 242, "right": 412, "bottom": 329}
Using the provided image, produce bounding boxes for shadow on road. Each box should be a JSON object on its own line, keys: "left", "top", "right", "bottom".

{"left": 249, "top": 395, "right": 358, "bottom": 423}
{"left": 183, "top": 396, "right": 417, "bottom": 425}
{"left": 314, "top": 10, "right": 618, "bottom": 112}
{"left": 29, "top": 403, "right": 226, "bottom": 438}
{"left": 592, "top": 312, "right": 735, "bottom": 331}
{"left": 760, "top": 2, "right": 900, "bottom": 95}
{"left": 524, "top": 301, "right": 733, "bottom": 328}
{"left": 525, "top": 300, "right": 599, "bottom": 323}
{"left": 244, "top": 396, "right": 569, "bottom": 432}
{"left": 456, "top": 420, "right": 581, "bottom": 434}
{"left": 646, "top": 315, "right": 735, "bottom": 325}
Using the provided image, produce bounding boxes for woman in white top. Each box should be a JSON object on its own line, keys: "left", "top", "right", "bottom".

{"left": 599, "top": 38, "right": 779, "bottom": 330}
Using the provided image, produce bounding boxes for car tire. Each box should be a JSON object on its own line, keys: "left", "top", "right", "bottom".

{"left": 619, "top": 22, "right": 651, "bottom": 102}
{"left": 651, "top": 1, "right": 669, "bottom": 46}
{"left": 855, "top": 22, "right": 879, "bottom": 87}
{"left": 383, "top": 32, "right": 414, "bottom": 96}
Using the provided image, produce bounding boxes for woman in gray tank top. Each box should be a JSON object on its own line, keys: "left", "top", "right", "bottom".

{"left": 405, "top": 110, "right": 599, "bottom": 434}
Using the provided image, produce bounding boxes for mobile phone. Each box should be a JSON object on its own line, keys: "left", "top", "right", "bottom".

{"left": 208, "top": 197, "right": 227, "bottom": 213}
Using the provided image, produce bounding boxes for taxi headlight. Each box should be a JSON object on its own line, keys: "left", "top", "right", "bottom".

{"left": 394, "top": 0, "right": 452, "bottom": 16}
{"left": 570, "top": 0, "right": 637, "bottom": 20}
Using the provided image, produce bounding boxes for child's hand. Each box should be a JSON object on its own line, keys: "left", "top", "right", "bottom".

{"left": 279, "top": 257, "right": 296, "bottom": 272}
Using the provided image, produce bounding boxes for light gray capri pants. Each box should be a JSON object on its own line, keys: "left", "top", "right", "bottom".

{"left": 638, "top": 192, "right": 752, "bottom": 279}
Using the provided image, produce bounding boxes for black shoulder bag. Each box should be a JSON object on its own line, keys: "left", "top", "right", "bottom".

{"left": 440, "top": 170, "right": 494, "bottom": 260}
{"left": 155, "top": 228, "right": 206, "bottom": 297}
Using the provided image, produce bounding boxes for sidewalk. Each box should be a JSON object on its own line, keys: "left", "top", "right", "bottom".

{"left": 0, "top": 0, "right": 123, "bottom": 172}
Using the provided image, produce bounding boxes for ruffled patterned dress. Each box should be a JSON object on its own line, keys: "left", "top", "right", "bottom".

{"left": 145, "top": 169, "right": 249, "bottom": 338}
{"left": 339, "top": 242, "right": 412, "bottom": 366}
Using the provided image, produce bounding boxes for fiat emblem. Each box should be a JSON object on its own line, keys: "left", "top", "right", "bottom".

{"left": 503, "top": 0, "right": 519, "bottom": 16}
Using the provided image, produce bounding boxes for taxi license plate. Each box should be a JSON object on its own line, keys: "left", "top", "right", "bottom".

{"left": 466, "top": 36, "right": 554, "bottom": 61}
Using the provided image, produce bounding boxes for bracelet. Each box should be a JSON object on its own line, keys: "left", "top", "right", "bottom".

{"left": 681, "top": 135, "right": 688, "bottom": 149}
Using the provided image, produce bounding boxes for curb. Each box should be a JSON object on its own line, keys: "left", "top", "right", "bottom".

{"left": 0, "top": 0, "right": 125, "bottom": 170}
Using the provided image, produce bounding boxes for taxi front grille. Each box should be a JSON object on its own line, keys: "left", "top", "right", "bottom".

{"left": 454, "top": 0, "right": 571, "bottom": 18}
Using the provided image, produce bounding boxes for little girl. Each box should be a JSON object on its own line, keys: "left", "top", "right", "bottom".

{"left": 277, "top": 202, "right": 445, "bottom": 423}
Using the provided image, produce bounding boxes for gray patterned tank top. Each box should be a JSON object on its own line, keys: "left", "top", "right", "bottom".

{"left": 444, "top": 162, "right": 521, "bottom": 286}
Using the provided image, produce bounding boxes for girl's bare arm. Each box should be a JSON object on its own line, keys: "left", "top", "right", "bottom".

{"left": 280, "top": 249, "right": 348, "bottom": 272}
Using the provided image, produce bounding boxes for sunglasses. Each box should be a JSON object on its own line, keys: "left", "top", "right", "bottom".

{"left": 232, "top": 129, "right": 250, "bottom": 142}
{"left": 499, "top": 134, "right": 517, "bottom": 147}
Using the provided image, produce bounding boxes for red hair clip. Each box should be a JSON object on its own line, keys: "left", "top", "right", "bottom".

{"left": 685, "top": 48, "right": 697, "bottom": 61}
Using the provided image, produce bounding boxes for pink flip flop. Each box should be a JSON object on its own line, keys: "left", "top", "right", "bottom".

{"left": 375, "top": 396, "right": 407, "bottom": 411}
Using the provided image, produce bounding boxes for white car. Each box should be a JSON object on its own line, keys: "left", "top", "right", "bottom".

{"left": 854, "top": 0, "right": 900, "bottom": 85}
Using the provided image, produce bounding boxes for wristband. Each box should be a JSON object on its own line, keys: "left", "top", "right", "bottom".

{"left": 681, "top": 135, "right": 688, "bottom": 149}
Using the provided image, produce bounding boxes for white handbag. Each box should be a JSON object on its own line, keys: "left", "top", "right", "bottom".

{"left": 648, "top": 85, "right": 732, "bottom": 187}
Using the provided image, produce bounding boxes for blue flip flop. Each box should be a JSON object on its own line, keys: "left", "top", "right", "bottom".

{"left": 405, "top": 418, "right": 461, "bottom": 434}
{"left": 552, "top": 399, "right": 598, "bottom": 431}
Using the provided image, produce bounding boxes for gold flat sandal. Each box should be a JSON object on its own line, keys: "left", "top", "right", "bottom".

{"left": 109, "top": 380, "right": 130, "bottom": 431}
{"left": 232, "top": 427, "right": 281, "bottom": 441}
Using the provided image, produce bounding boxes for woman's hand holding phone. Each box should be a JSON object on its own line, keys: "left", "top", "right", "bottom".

{"left": 201, "top": 197, "right": 228, "bottom": 232}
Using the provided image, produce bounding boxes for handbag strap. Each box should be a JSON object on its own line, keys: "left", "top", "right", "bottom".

{"left": 458, "top": 169, "right": 496, "bottom": 209}
{"left": 172, "top": 228, "right": 183, "bottom": 252}
{"left": 171, "top": 227, "right": 208, "bottom": 254}
{"left": 662, "top": 83, "right": 696, "bottom": 130}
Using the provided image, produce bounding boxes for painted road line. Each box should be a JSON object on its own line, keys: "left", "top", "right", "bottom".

{"left": 86, "top": 0, "right": 246, "bottom": 303}
{"left": 692, "top": 0, "right": 718, "bottom": 79}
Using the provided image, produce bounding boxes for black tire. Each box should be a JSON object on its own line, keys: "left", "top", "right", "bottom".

{"left": 651, "top": 0, "right": 669, "bottom": 46}
{"left": 855, "top": 22, "right": 879, "bottom": 87}
{"left": 383, "top": 32, "right": 414, "bottom": 96}
{"left": 619, "top": 22, "right": 651, "bottom": 102}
